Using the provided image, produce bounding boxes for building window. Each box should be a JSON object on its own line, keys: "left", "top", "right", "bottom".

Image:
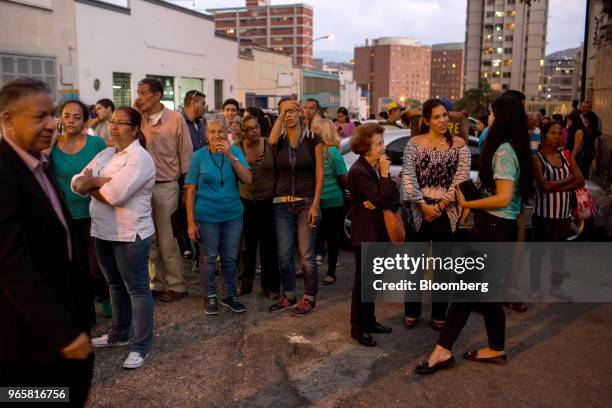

{"left": 506, "top": 10, "right": 516, "bottom": 17}
{"left": 505, "top": 35, "right": 514, "bottom": 42}
{"left": 503, "top": 59, "right": 513, "bottom": 66}
{"left": 507, "top": 0, "right": 516, "bottom": 4}
{"left": 112, "top": 72, "right": 131, "bottom": 107}
{"left": 214, "top": 79, "right": 224, "bottom": 110}
{"left": 504, "top": 48, "right": 513, "bottom": 54}
{"left": 1, "top": 53, "right": 57, "bottom": 99}
{"left": 486, "top": 11, "right": 494, "bottom": 17}
{"left": 180, "top": 77, "right": 204, "bottom": 108}
{"left": 503, "top": 72, "right": 512, "bottom": 78}
{"left": 495, "top": 11, "right": 504, "bottom": 18}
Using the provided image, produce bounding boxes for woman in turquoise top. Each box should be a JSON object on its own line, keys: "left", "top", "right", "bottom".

{"left": 186, "top": 116, "right": 252, "bottom": 316}
{"left": 416, "top": 95, "right": 534, "bottom": 375}
{"left": 51, "top": 100, "right": 110, "bottom": 322}
{"left": 313, "top": 118, "right": 347, "bottom": 285}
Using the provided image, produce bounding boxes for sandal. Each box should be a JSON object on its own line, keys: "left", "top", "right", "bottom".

{"left": 322, "top": 275, "right": 336, "bottom": 285}
{"left": 431, "top": 320, "right": 445, "bottom": 331}
{"left": 403, "top": 317, "right": 418, "bottom": 329}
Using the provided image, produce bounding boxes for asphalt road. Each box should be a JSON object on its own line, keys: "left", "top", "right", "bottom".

{"left": 87, "top": 251, "right": 612, "bottom": 407}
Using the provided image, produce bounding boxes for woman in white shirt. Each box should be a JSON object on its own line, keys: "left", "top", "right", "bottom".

{"left": 72, "top": 106, "right": 156, "bottom": 370}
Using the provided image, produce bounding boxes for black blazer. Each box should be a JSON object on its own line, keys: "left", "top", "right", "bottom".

{"left": 0, "top": 140, "right": 92, "bottom": 367}
{"left": 348, "top": 156, "right": 400, "bottom": 248}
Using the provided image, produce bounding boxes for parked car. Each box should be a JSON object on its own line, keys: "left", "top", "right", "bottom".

{"left": 339, "top": 129, "right": 612, "bottom": 247}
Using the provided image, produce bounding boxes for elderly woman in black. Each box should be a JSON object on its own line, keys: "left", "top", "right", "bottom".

{"left": 348, "top": 123, "right": 398, "bottom": 347}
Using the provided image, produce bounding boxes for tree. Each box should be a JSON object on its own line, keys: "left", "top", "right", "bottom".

{"left": 454, "top": 79, "right": 501, "bottom": 117}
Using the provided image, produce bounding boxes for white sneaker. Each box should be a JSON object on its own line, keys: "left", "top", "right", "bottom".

{"left": 92, "top": 334, "right": 129, "bottom": 348}
{"left": 123, "top": 352, "right": 147, "bottom": 369}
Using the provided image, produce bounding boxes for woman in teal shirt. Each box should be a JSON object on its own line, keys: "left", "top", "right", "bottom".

{"left": 313, "top": 118, "right": 348, "bottom": 285}
{"left": 186, "top": 116, "right": 252, "bottom": 316}
{"left": 416, "top": 95, "right": 534, "bottom": 375}
{"left": 51, "top": 100, "right": 110, "bottom": 322}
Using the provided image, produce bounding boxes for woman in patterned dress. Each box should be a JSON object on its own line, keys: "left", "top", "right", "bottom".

{"left": 401, "top": 99, "right": 471, "bottom": 331}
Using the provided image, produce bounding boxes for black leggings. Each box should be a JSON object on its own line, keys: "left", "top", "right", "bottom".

{"left": 529, "top": 215, "right": 570, "bottom": 291}
{"left": 436, "top": 211, "right": 517, "bottom": 352}
{"left": 404, "top": 213, "right": 453, "bottom": 321}
{"left": 316, "top": 206, "right": 344, "bottom": 278}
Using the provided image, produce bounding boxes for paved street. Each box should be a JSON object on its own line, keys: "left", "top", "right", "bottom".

{"left": 88, "top": 251, "right": 612, "bottom": 407}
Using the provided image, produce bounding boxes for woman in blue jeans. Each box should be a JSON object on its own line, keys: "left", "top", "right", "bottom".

{"left": 268, "top": 98, "right": 323, "bottom": 316}
{"left": 186, "top": 116, "right": 252, "bottom": 316}
{"left": 72, "top": 106, "right": 156, "bottom": 370}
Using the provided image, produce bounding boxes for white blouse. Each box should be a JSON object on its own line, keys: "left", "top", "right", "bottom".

{"left": 72, "top": 139, "right": 156, "bottom": 242}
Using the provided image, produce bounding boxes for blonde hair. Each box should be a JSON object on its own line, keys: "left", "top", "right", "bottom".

{"left": 313, "top": 118, "right": 341, "bottom": 148}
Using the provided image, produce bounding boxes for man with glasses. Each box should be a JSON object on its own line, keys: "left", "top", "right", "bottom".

{"left": 136, "top": 77, "right": 193, "bottom": 303}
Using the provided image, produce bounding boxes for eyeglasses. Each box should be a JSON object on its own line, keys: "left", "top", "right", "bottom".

{"left": 109, "top": 120, "right": 134, "bottom": 127}
{"left": 244, "top": 124, "right": 261, "bottom": 132}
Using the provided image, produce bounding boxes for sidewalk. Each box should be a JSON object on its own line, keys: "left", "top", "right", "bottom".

{"left": 87, "top": 251, "right": 612, "bottom": 407}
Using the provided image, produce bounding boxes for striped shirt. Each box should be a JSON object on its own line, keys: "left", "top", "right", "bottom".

{"left": 401, "top": 141, "right": 471, "bottom": 232}
{"left": 534, "top": 151, "right": 572, "bottom": 219}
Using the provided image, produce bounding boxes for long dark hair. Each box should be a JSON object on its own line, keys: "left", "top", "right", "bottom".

{"left": 420, "top": 98, "right": 453, "bottom": 147}
{"left": 116, "top": 106, "right": 146, "bottom": 149}
{"left": 479, "top": 95, "right": 534, "bottom": 203}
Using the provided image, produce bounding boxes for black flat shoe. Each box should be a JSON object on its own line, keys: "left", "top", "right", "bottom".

{"left": 369, "top": 322, "right": 392, "bottom": 334}
{"left": 351, "top": 332, "right": 377, "bottom": 347}
{"left": 414, "top": 356, "right": 455, "bottom": 375}
{"left": 463, "top": 350, "right": 507, "bottom": 365}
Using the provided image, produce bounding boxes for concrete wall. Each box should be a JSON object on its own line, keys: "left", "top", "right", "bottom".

{"left": 237, "top": 47, "right": 300, "bottom": 109}
{"left": 592, "top": 41, "right": 612, "bottom": 174}
{"left": 75, "top": 0, "right": 239, "bottom": 108}
{"left": 0, "top": 0, "right": 78, "bottom": 100}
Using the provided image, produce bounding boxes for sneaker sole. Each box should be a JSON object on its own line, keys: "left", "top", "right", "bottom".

{"left": 218, "top": 300, "right": 246, "bottom": 313}
{"left": 92, "top": 341, "right": 129, "bottom": 348}
{"left": 268, "top": 302, "right": 296, "bottom": 313}
{"left": 290, "top": 307, "right": 316, "bottom": 317}
{"left": 204, "top": 309, "right": 220, "bottom": 315}
{"left": 123, "top": 355, "right": 147, "bottom": 370}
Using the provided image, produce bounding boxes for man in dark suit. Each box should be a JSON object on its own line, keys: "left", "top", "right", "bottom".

{"left": 0, "top": 78, "right": 94, "bottom": 407}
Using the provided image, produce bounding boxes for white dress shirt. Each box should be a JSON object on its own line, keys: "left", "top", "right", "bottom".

{"left": 72, "top": 139, "right": 156, "bottom": 242}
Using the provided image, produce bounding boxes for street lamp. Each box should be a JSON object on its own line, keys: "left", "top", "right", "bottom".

{"left": 300, "top": 34, "right": 333, "bottom": 101}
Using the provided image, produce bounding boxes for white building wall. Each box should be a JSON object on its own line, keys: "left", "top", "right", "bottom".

{"left": 75, "top": 0, "right": 239, "bottom": 109}
{"left": 323, "top": 67, "right": 362, "bottom": 116}
{"left": 0, "top": 0, "right": 78, "bottom": 101}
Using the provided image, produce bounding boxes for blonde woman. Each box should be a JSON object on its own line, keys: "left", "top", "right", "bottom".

{"left": 312, "top": 118, "right": 348, "bottom": 285}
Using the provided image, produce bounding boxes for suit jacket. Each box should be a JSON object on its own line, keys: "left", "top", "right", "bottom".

{"left": 0, "top": 139, "right": 92, "bottom": 366}
{"left": 347, "top": 156, "right": 400, "bottom": 248}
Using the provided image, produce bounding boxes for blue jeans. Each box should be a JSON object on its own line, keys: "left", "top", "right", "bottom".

{"left": 198, "top": 216, "right": 243, "bottom": 298}
{"left": 95, "top": 235, "right": 153, "bottom": 356}
{"left": 274, "top": 199, "right": 319, "bottom": 297}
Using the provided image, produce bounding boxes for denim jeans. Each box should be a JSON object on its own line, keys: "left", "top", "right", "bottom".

{"left": 198, "top": 216, "right": 243, "bottom": 298}
{"left": 95, "top": 235, "right": 154, "bottom": 356}
{"left": 274, "top": 199, "right": 319, "bottom": 297}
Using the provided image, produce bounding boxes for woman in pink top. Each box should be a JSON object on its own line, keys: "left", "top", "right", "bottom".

{"left": 334, "top": 107, "right": 356, "bottom": 139}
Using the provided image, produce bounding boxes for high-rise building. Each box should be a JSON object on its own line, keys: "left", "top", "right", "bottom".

{"left": 541, "top": 47, "right": 581, "bottom": 110}
{"left": 464, "top": 0, "right": 549, "bottom": 102}
{"left": 208, "top": 0, "right": 314, "bottom": 68}
{"left": 430, "top": 43, "right": 464, "bottom": 101}
{"left": 354, "top": 37, "right": 431, "bottom": 114}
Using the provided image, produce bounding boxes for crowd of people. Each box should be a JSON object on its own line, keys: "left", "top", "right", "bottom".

{"left": 0, "top": 75, "right": 603, "bottom": 404}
